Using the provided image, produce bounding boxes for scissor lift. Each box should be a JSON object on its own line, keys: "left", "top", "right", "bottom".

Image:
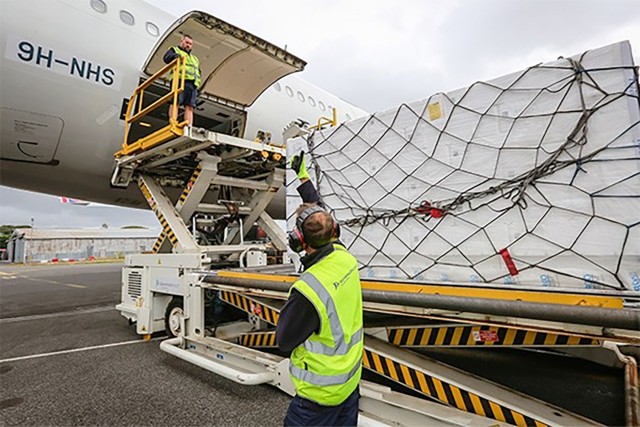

{"left": 111, "top": 125, "right": 287, "bottom": 254}
{"left": 113, "top": 56, "right": 291, "bottom": 337}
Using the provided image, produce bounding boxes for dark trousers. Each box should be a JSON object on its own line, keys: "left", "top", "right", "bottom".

{"left": 284, "top": 388, "right": 359, "bottom": 426}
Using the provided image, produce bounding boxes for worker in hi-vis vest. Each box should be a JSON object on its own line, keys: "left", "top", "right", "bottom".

{"left": 276, "top": 151, "right": 364, "bottom": 426}
{"left": 163, "top": 34, "right": 201, "bottom": 126}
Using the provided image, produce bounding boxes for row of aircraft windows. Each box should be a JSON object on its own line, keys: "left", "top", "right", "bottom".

{"left": 90, "top": 0, "right": 160, "bottom": 36}
{"left": 273, "top": 82, "right": 352, "bottom": 121}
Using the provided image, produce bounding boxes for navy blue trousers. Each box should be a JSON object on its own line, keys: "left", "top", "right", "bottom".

{"left": 284, "top": 388, "right": 359, "bottom": 426}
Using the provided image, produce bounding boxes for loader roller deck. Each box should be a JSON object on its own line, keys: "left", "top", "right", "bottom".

{"left": 196, "top": 283, "right": 630, "bottom": 426}
{"left": 207, "top": 268, "right": 640, "bottom": 344}
{"left": 214, "top": 268, "right": 629, "bottom": 308}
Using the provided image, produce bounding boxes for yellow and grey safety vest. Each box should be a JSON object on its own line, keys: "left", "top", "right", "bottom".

{"left": 289, "top": 244, "right": 363, "bottom": 406}
{"left": 172, "top": 47, "right": 201, "bottom": 88}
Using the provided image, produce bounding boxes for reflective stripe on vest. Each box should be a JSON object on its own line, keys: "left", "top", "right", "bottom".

{"left": 299, "top": 271, "right": 363, "bottom": 356}
{"left": 290, "top": 356, "right": 362, "bottom": 386}
{"left": 172, "top": 47, "right": 201, "bottom": 88}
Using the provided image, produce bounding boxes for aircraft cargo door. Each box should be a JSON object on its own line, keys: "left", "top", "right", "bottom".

{"left": 142, "top": 11, "right": 307, "bottom": 108}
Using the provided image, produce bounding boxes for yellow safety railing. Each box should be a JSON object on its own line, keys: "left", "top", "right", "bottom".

{"left": 309, "top": 107, "right": 338, "bottom": 131}
{"left": 115, "top": 56, "right": 188, "bottom": 158}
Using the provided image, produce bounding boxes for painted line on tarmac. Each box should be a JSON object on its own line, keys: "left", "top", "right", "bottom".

{"left": 0, "top": 306, "right": 115, "bottom": 324}
{"left": 25, "top": 277, "right": 87, "bottom": 288}
{"left": 0, "top": 337, "right": 164, "bottom": 364}
{"left": 0, "top": 271, "right": 18, "bottom": 279}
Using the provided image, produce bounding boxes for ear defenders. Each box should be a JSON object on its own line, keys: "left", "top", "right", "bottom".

{"left": 287, "top": 205, "right": 341, "bottom": 253}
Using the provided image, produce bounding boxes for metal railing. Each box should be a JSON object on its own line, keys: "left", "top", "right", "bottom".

{"left": 309, "top": 107, "right": 338, "bottom": 131}
{"left": 116, "top": 56, "right": 187, "bottom": 157}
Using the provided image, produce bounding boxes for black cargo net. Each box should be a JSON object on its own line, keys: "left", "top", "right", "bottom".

{"left": 287, "top": 46, "right": 640, "bottom": 291}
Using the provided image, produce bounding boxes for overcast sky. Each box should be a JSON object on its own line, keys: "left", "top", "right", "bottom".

{"left": 1, "top": 0, "right": 639, "bottom": 229}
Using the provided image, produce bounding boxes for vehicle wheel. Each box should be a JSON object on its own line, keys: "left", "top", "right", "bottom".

{"left": 164, "top": 297, "right": 184, "bottom": 338}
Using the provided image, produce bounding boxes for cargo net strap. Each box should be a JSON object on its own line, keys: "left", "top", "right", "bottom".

{"left": 292, "top": 49, "right": 640, "bottom": 290}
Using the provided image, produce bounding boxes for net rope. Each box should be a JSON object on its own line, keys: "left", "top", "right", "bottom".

{"left": 287, "top": 46, "right": 640, "bottom": 291}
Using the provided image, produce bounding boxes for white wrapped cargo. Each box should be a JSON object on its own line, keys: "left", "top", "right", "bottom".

{"left": 286, "top": 41, "right": 640, "bottom": 291}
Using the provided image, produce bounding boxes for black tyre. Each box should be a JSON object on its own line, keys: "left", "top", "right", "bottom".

{"left": 164, "top": 297, "right": 184, "bottom": 338}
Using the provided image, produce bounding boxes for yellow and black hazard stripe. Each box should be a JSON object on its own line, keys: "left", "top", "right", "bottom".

{"left": 138, "top": 180, "right": 178, "bottom": 247}
{"left": 177, "top": 165, "right": 202, "bottom": 209}
{"left": 240, "top": 331, "right": 277, "bottom": 348}
{"left": 218, "top": 290, "right": 280, "bottom": 326}
{"left": 138, "top": 179, "right": 154, "bottom": 207}
{"left": 156, "top": 211, "right": 178, "bottom": 246}
{"left": 363, "top": 349, "right": 546, "bottom": 427}
{"left": 387, "top": 325, "right": 600, "bottom": 347}
{"left": 152, "top": 231, "right": 166, "bottom": 253}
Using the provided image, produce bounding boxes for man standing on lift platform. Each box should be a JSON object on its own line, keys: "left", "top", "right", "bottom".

{"left": 276, "top": 151, "right": 364, "bottom": 426}
{"left": 163, "top": 34, "right": 201, "bottom": 126}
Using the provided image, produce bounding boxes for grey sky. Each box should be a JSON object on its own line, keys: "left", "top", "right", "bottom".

{"left": 1, "top": 0, "right": 639, "bottom": 228}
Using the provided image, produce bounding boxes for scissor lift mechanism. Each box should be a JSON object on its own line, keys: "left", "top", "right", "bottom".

{"left": 112, "top": 126, "right": 287, "bottom": 254}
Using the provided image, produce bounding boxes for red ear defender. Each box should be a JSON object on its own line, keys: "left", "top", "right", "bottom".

{"left": 287, "top": 227, "right": 306, "bottom": 253}
{"left": 294, "top": 228, "right": 305, "bottom": 247}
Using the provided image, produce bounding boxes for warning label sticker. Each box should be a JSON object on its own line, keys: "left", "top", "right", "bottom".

{"left": 472, "top": 330, "right": 499, "bottom": 343}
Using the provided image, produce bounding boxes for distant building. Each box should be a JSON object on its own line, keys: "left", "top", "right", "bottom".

{"left": 6, "top": 228, "right": 159, "bottom": 263}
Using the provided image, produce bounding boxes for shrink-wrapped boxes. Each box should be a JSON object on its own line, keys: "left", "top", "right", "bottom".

{"left": 287, "top": 41, "right": 640, "bottom": 290}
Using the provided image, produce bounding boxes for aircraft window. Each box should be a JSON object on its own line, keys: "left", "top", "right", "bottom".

{"left": 346, "top": 113, "right": 352, "bottom": 121}
{"left": 318, "top": 101, "right": 326, "bottom": 111}
{"left": 90, "top": 0, "right": 107, "bottom": 13}
{"left": 273, "top": 82, "right": 282, "bottom": 92}
{"left": 119, "top": 10, "right": 135, "bottom": 26}
{"left": 146, "top": 22, "right": 160, "bottom": 37}
{"left": 328, "top": 105, "right": 334, "bottom": 112}
{"left": 297, "top": 91, "right": 305, "bottom": 102}
{"left": 308, "top": 96, "right": 316, "bottom": 107}
{"left": 285, "top": 86, "right": 293, "bottom": 97}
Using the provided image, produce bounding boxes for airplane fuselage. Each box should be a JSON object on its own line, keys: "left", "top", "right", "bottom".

{"left": 0, "top": 0, "right": 366, "bottom": 218}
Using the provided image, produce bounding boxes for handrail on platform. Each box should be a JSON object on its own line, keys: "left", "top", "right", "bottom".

{"left": 309, "top": 107, "right": 338, "bottom": 130}
{"left": 115, "top": 56, "right": 188, "bottom": 158}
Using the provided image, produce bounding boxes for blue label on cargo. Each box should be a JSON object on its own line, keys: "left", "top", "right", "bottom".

{"left": 540, "top": 274, "right": 552, "bottom": 287}
{"left": 631, "top": 273, "right": 640, "bottom": 291}
{"left": 583, "top": 273, "right": 594, "bottom": 289}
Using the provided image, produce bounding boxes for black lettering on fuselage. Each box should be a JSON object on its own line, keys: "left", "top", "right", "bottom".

{"left": 70, "top": 57, "right": 86, "bottom": 78}
{"left": 101, "top": 68, "right": 115, "bottom": 86}
{"left": 17, "top": 41, "right": 34, "bottom": 62}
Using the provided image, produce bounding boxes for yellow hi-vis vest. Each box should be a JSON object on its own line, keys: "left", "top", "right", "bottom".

{"left": 289, "top": 244, "right": 363, "bottom": 406}
{"left": 172, "top": 47, "right": 201, "bottom": 88}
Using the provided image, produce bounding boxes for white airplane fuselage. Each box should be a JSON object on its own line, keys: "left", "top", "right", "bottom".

{"left": 0, "top": 0, "right": 366, "bottom": 218}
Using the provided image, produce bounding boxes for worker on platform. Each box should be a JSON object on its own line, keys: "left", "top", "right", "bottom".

{"left": 163, "top": 34, "right": 201, "bottom": 126}
{"left": 276, "top": 151, "right": 363, "bottom": 426}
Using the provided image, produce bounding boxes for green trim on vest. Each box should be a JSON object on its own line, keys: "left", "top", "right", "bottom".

{"left": 289, "top": 244, "right": 363, "bottom": 406}
{"left": 172, "top": 47, "right": 201, "bottom": 88}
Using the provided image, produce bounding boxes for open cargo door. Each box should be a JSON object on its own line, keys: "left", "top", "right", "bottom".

{"left": 143, "top": 11, "right": 306, "bottom": 107}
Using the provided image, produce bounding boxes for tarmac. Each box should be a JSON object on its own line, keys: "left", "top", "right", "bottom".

{"left": 0, "top": 263, "right": 290, "bottom": 426}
